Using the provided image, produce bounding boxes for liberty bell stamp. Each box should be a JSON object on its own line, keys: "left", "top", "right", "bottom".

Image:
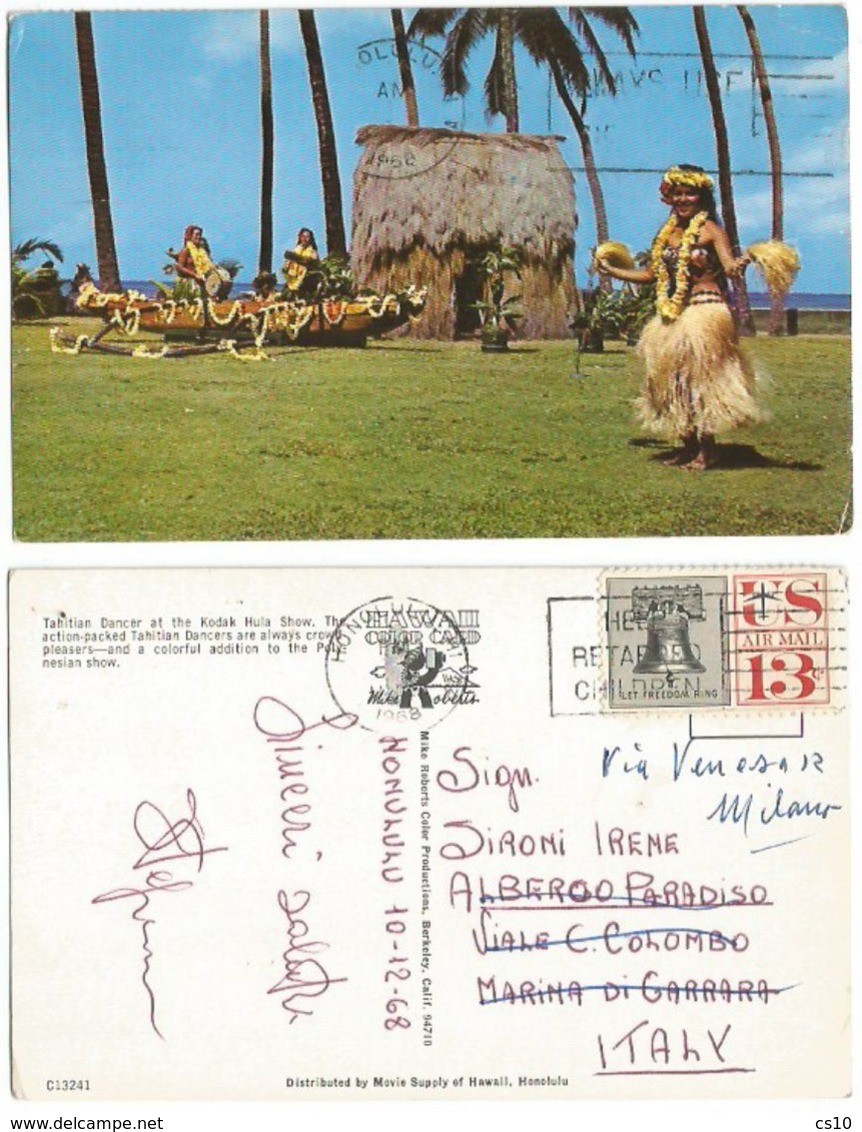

{"left": 605, "top": 576, "right": 730, "bottom": 709}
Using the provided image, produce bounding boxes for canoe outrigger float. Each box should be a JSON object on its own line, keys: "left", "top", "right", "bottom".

{"left": 50, "top": 267, "right": 427, "bottom": 359}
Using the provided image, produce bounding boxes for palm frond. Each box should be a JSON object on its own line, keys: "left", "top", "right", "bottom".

{"left": 218, "top": 258, "right": 243, "bottom": 279}
{"left": 516, "top": 9, "right": 591, "bottom": 96}
{"left": 407, "top": 7, "right": 461, "bottom": 42}
{"left": 575, "top": 7, "right": 640, "bottom": 58}
{"left": 568, "top": 10, "right": 618, "bottom": 94}
{"left": 12, "top": 237, "right": 64, "bottom": 265}
{"left": 441, "top": 8, "right": 488, "bottom": 96}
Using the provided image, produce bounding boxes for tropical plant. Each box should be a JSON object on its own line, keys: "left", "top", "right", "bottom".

{"left": 218, "top": 258, "right": 243, "bottom": 281}
{"left": 615, "top": 282, "right": 656, "bottom": 342}
{"left": 73, "top": 12, "right": 121, "bottom": 292}
{"left": 472, "top": 245, "right": 523, "bottom": 345}
{"left": 738, "top": 4, "right": 785, "bottom": 334}
{"left": 259, "top": 10, "right": 274, "bottom": 274}
{"left": 570, "top": 287, "right": 625, "bottom": 351}
{"left": 298, "top": 10, "right": 347, "bottom": 258}
{"left": 300, "top": 254, "right": 355, "bottom": 300}
{"left": 277, "top": 256, "right": 414, "bottom": 304}
{"left": 11, "top": 238, "right": 64, "bottom": 320}
{"left": 152, "top": 275, "right": 201, "bottom": 302}
{"left": 391, "top": 9, "right": 419, "bottom": 126}
{"left": 693, "top": 6, "right": 755, "bottom": 335}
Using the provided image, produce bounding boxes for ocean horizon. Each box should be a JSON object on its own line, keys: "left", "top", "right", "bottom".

{"left": 119, "top": 280, "right": 851, "bottom": 311}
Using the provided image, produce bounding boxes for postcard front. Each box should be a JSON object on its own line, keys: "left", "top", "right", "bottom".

{"left": 8, "top": 6, "right": 851, "bottom": 540}
{"left": 9, "top": 566, "right": 849, "bottom": 1100}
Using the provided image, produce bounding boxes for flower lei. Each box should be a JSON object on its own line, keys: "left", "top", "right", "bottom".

{"left": 651, "top": 210, "right": 709, "bottom": 321}
{"left": 187, "top": 242, "right": 214, "bottom": 276}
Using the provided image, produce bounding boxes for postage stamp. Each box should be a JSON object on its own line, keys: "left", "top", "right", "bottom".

{"left": 728, "top": 572, "right": 833, "bottom": 707}
{"left": 604, "top": 575, "right": 730, "bottom": 710}
{"left": 547, "top": 567, "right": 846, "bottom": 715}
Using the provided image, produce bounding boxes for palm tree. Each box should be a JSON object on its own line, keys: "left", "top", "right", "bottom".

{"left": 73, "top": 12, "right": 121, "bottom": 292}
{"left": 496, "top": 10, "right": 519, "bottom": 132}
{"left": 693, "top": 6, "right": 755, "bottom": 334}
{"left": 518, "top": 9, "right": 639, "bottom": 246}
{"left": 391, "top": 9, "right": 419, "bottom": 127}
{"left": 409, "top": 7, "right": 639, "bottom": 244}
{"left": 738, "top": 4, "right": 785, "bottom": 333}
{"left": 408, "top": 9, "right": 520, "bottom": 132}
{"left": 258, "top": 11, "right": 274, "bottom": 274}
{"left": 298, "top": 10, "right": 347, "bottom": 258}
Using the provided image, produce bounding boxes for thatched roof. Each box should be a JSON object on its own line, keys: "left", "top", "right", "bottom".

{"left": 352, "top": 126, "right": 576, "bottom": 273}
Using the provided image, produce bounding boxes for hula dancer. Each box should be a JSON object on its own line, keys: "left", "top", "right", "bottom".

{"left": 281, "top": 228, "right": 319, "bottom": 297}
{"left": 169, "top": 220, "right": 223, "bottom": 328}
{"left": 595, "top": 164, "right": 798, "bottom": 471}
{"left": 174, "top": 225, "right": 216, "bottom": 291}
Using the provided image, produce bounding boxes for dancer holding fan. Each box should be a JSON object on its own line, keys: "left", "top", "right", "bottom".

{"left": 595, "top": 164, "right": 799, "bottom": 470}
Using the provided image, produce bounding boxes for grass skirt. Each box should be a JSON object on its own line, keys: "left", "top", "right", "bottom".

{"left": 636, "top": 300, "right": 762, "bottom": 439}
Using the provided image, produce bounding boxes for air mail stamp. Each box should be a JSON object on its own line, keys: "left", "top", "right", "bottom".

{"left": 730, "top": 572, "right": 832, "bottom": 707}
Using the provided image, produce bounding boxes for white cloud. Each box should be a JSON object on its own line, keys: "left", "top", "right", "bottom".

{"left": 733, "top": 77, "right": 849, "bottom": 238}
{"left": 315, "top": 8, "right": 390, "bottom": 44}
{"left": 770, "top": 45, "right": 848, "bottom": 97}
{"left": 200, "top": 8, "right": 388, "bottom": 64}
{"left": 201, "top": 11, "right": 260, "bottom": 63}
{"left": 738, "top": 173, "right": 849, "bottom": 241}
{"left": 788, "top": 111, "right": 849, "bottom": 173}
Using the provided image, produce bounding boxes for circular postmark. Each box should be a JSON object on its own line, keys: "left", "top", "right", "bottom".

{"left": 355, "top": 37, "right": 467, "bottom": 181}
{"left": 325, "top": 595, "right": 479, "bottom": 731}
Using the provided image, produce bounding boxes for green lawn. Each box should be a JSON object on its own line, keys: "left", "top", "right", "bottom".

{"left": 12, "top": 319, "right": 852, "bottom": 540}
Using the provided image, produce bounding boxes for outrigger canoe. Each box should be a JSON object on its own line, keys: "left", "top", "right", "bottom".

{"left": 50, "top": 271, "right": 427, "bottom": 358}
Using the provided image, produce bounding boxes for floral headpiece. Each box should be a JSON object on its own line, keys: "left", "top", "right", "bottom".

{"left": 661, "top": 166, "right": 714, "bottom": 192}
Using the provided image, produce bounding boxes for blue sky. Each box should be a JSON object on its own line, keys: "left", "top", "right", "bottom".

{"left": 7, "top": 4, "right": 849, "bottom": 293}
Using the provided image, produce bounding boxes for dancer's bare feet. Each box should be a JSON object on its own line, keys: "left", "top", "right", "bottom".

{"left": 682, "top": 434, "right": 718, "bottom": 471}
{"left": 661, "top": 432, "right": 698, "bottom": 466}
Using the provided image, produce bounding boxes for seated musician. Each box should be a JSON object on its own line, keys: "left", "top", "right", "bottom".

{"left": 281, "top": 227, "right": 319, "bottom": 297}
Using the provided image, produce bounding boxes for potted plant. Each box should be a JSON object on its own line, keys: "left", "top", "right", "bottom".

{"left": 571, "top": 287, "right": 626, "bottom": 353}
{"left": 473, "top": 245, "right": 523, "bottom": 352}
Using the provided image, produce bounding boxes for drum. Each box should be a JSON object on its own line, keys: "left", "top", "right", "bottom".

{"left": 203, "top": 266, "right": 232, "bottom": 299}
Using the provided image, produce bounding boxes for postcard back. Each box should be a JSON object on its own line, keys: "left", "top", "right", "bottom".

{"left": 9, "top": 567, "right": 849, "bottom": 1100}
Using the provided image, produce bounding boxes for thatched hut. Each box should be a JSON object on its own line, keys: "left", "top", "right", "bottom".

{"left": 351, "top": 126, "right": 576, "bottom": 339}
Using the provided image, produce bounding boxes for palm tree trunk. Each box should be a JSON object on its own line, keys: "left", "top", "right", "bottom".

{"left": 693, "top": 7, "right": 755, "bottom": 335}
{"left": 73, "top": 12, "right": 121, "bottom": 292}
{"left": 549, "top": 64, "right": 608, "bottom": 242}
{"left": 738, "top": 4, "right": 785, "bottom": 334}
{"left": 391, "top": 9, "right": 419, "bottom": 127}
{"left": 258, "top": 11, "right": 274, "bottom": 274}
{"left": 498, "top": 10, "right": 519, "bottom": 133}
{"left": 549, "top": 63, "right": 611, "bottom": 290}
{"left": 298, "top": 9, "right": 347, "bottom": 258}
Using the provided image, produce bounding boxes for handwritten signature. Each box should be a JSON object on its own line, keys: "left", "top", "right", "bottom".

{"left": 268, "top": 888, "right": 347, "bottom": 1023}
{"left": 92, "top": 789, "right": 227, "bottom": 1039}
